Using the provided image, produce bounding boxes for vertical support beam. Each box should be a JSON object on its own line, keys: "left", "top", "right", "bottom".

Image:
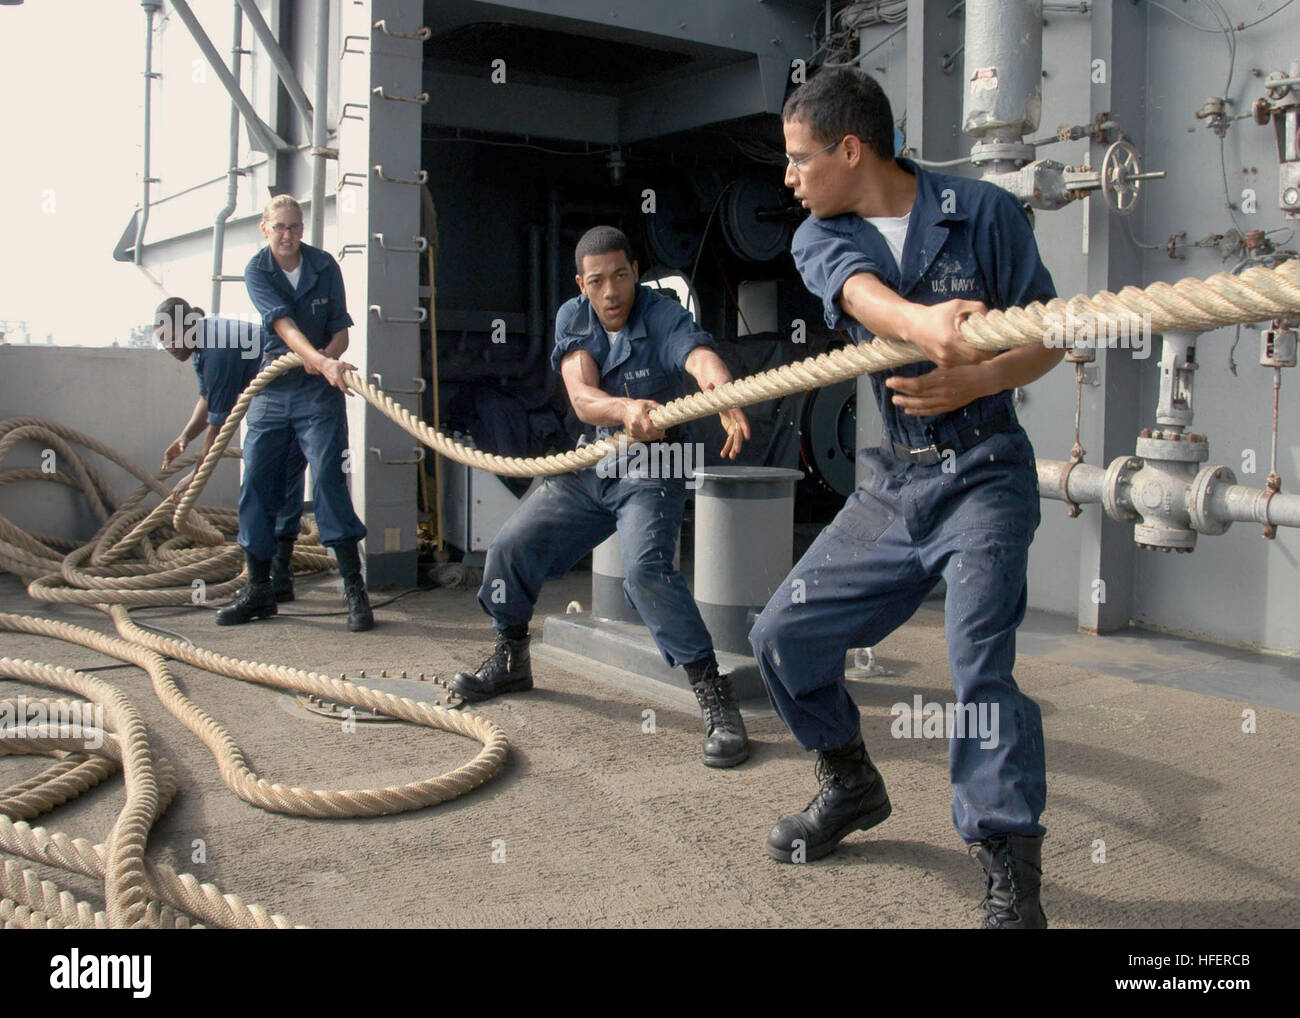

{"left": 338, "top": 0, "right": 422, "bottom": 588}
{"left": 137, "top": 0, "right": 162, "bottom": 265}
{"left": 310, "top": 0, "right": 330, "bottom": 246}
{"left": 1075, "top": 1, "right": 1146, "bottom": 633}
{"left": 905, "top": 0, "right": 964, "bottom": 160}
{"left": 211, "top": 2, "right": 244, "bottom": 314}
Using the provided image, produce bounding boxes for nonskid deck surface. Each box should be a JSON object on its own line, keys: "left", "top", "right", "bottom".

{"left": 1, "top": 571, "right": 1295, "bottom": 929}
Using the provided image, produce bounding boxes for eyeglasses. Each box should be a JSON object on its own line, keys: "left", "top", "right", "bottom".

{"left": 268, "top": 222, "right": 304, "bottom": 234}
{"left": 786, "top": 137, "right": 844, "bottom": 172}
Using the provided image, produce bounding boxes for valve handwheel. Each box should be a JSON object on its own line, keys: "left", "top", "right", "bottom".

{"left": 1101, "top": 140, "right": 1143, "bottom": 216}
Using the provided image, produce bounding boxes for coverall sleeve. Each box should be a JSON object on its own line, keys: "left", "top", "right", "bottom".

{"left": 791, "top": 218, "right": 886, "bottom": 331}
{"left": 243, "top": 256, "right": 294, "bottom": 333}
{"left": 652, "top": 299, "right": 716, "bottom": 375}
{"left": 550, "top": 300, "right": 602, "bottom": 373}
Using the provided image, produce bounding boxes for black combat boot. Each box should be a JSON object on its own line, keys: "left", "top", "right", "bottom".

{"left": 270, "top": 537, "right": 295, "bottom": 603}
{"left": 975, "top": 834, "right": 1047, "bottom": 929}
{"left": 766, "top": 732, "right": 891, "bottom": 863}
{"left": 216, "top": 553, "right": 276, "bottom": 626}
{"left": 332, "top": 540, "right": 374, "bottom": 632}
{"left": 449, "top": 629, "right": 533, "bottom": 702}
{"left": 687, "top": 658, "right": 749, "bottom": 768}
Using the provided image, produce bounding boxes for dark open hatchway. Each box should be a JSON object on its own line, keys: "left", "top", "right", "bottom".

{"left": 417, "top": 0, "right": 858, "bottom": 541}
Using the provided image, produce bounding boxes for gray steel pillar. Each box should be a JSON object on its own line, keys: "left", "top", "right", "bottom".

{"left": 136, "top": 0, "right": 162, "bottom": 266}
{"left": 693, "top": 467, "right": 803, "bottom": 655}
{"left": 309, "top": 0, "right": 330, "bottom": 246}
{"left": 1075, "top": 0, "right": 1146, "bottom": 632}
{"left": 905, "top": 0, "right": 965, "bottom": 163}
{"left": 337, "top": 0, "right": 424, "bottom": 588}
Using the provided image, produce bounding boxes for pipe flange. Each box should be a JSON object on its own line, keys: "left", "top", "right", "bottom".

{"left": 1188, "top": 464, "right": 1236, "bottom": 536}
{"left": 970, "top": 140, "right": 1036, "bottom": 166}
{"left": 1102, "top": 455, "right": 1143, "bottom": 522}
{"left": 1135, "top": 538, "right": 1197, "bottom": 553}
{"left": 1134, "top": 434, "right": 1209, "bottom": 463}
{"left": 1134, "top": 524, "right": 1198, "bottom": 550}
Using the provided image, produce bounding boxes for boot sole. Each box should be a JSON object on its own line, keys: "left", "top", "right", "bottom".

{"left": 447, "top": 675, "right": 533, "bottom": 703}
{"left": 766, "top": 797, "right": 892, "bottom": 863}
{"left": 216, "top": 605, "right": 277, "bottom": 626}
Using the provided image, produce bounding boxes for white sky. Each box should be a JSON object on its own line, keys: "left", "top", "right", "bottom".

{"left": 0, "top": 3, "right": 188, "bottom": 346}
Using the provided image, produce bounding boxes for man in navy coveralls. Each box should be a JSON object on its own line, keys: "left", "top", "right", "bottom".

{"left": 450, "top": 226, "right": 756, "bottom": 769}
{"left": 749, "top": 68, "right": 1063, "bottom": 927}
{"left": 156, "top": 296, "right": 307, "bottom": 602}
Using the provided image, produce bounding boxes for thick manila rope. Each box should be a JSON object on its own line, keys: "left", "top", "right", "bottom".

{"left": 172, "top": 259, "right": 1300, "bottom": 529}
{"left": 0, "top": 419, "right": 333, "bottom": 606}
{"left": 1, "top": 610, "right": 509, "bottom": 927}
{"left": 1, "top": 427, "right": 509, "bottom": 926}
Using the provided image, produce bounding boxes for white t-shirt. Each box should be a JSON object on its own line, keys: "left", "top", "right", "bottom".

{"left": 281, "top": 263, "right": 302, "bottom": 291}
{"left": 863, "top": 212, "right": 911, "bottom": 273}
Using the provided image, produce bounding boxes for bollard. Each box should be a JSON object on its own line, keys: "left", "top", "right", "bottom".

{"left": 591, "top": 530, "right": 681, "bottom": 624}
{"left": 693, "top": 466, "right": 803, "bottom": 655}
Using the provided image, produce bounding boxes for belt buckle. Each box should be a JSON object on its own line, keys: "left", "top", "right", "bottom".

{"left": 908, "top": 442, "right": 940, "bottom": 459}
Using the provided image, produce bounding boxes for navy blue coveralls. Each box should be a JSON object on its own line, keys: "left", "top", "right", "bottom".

{"left": 238, "top": 243, "right": 366, "bottom": 560}
{"left": 191, "top": 316, "right": 305, "bottom": 543}
{"left": 749, "top": 158, "right": 1056, "bottom": 843}
{"left": 476, "top": 286, "right": 715, "bottom": 668}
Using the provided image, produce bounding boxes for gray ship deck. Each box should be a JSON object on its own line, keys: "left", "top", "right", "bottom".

{"left": 1, "top": 569, "right": 1296, "bottom": 929}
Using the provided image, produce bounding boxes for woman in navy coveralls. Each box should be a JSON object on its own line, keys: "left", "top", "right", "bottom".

{"left": 216, "top": 195, "right": 372, "bottom": 631}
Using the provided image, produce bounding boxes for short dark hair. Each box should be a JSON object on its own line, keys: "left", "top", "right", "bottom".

{"left": 782, "top": 68, "right": 895, "bottom": 161}
{"left": 155, "top": 296, "right": 203, "bottom": 324}
{"left": 574, "top": 225, "right": 634, "bottom": 275}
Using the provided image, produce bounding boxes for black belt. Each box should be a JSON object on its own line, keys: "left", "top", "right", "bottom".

{"left": 889, "top": 410, "right": 1014, "bottom": 466}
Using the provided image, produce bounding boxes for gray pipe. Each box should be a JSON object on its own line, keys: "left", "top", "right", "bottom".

{"left": 963, "top": 0, "right": 1042, "bottom": 138}
{"left": 234, "top": 0, "right": 313, "bottom": 135}
{"left": 963, "top": 0, "right": 1042, "bottom": 173}
{"left": 309, "top": 0, "right": 329, "bottom": 247}
{"left": 1037, "top": 458, "right": 1105, "bottom": 506}
{"left": 136, "top": 0, "right": 161, "bottom": 265}
{"left": 1038, "top": 458, "right": 1300, "bottom": 529}
{"left": 1209, "top": 484, "right": 1300, "bottom": 529}
{"left": 210, "top": 3, "right": 243, "bottom": 314}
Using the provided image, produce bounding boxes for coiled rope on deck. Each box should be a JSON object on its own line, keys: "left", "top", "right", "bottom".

{"left": 0, "top": 423, "right": 508, "bottom": 928}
